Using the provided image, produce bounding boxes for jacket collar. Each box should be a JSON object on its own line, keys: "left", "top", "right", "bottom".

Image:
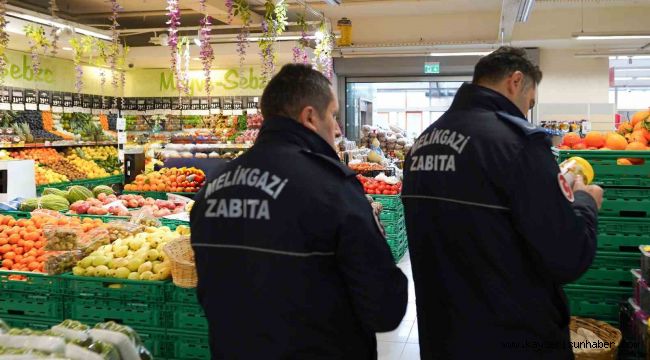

{"left": 256, "top": 116, "right": 339, "bottom": 160}
{"left": 449, "top": 83, "right": 526, "bottom": 118}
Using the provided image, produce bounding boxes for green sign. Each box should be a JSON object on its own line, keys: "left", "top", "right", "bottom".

{"left": 424, "top": 62, "right": 440, "bottom": 74}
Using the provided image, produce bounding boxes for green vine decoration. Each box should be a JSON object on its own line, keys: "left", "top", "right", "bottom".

{"left": 313, "top": 21, "right": 334, "bottom": 79}
{"left": 259, "top": 0, "right": 288, "bottom": 84}
{"left": 24, "top": 25, "right": 50, "bottom": 88}
{"left": 69, "top": 36, "right": 96, "bottom": 94}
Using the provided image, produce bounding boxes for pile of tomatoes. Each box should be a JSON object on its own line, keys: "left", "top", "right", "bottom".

{"left": 356, "top": 175, "right": 402, "bottom": 195}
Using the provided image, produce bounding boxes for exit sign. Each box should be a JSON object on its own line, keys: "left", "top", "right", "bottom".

{"left": 424, "top": 62, "right": 440, "bottom": 74}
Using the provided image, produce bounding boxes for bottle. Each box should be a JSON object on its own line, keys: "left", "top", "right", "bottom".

{"left": 559, "top": 156, "right": 594, "bottom": 186}
{"left": 337, "top": 18, "right": 352, "bottom": 47}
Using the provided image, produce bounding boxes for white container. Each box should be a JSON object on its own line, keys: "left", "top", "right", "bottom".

{"left": 0, "top": 160, "right": 36, "bottom": 202}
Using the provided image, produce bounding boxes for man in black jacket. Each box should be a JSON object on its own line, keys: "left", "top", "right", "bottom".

{"left": 402, "top": 47, "right": 603, "bottom": 359}
{"left": 191, "top": 64, "right": 408, "bottom": 359}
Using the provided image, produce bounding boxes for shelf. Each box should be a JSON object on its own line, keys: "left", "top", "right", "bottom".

{"left": 0, "top": 141, "right": 118, "bottom": 149}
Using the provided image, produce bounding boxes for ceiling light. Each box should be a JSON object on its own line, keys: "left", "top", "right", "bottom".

{"left": 429, "top": 51, "right": 492, "bottom": 57}
{"left": 62, "top": 47, "right": 72, "bottom": 51}
{"left": 615, "top": 68, "right": 650, "bottom": 72}
{"left": 6, "top": 11, "right": 111, "bottom": 41}
{"left": 615, "top": 77, "right": 633, "bottom": 81}
{"left": 638, "top": 77, "right": 650, "bottom": 81}
{"left": 516, "top": 0, "right": 535, "bottom": 23}
{"left": 574, "top": 32, "right": 650, "bottom": 40}
{"left": 323, "top": 0, "right": 341, "bottom": 5}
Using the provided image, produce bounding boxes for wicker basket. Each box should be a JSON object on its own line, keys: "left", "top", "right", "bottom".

{"left": 570, "top": 317, "right": 622, "bottom": 360}
{"left": 163, "top": 236, "right": 197, "bottom": 288}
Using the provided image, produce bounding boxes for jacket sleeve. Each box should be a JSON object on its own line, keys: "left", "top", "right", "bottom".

{"left": 506, "top": 137, "right": 598, "bottom": 284}
{"left": 336, "top": 180, "right": 408, "bottom": 332}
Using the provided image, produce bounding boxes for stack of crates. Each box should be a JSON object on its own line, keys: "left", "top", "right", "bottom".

{"left": 61, "top": 273, "right": 169, "bottom": 358}
{"left": 164, "top": 285, "right": 211, "bottom": 360}
{"left": 559, "top": 150, "right": 650, "bottom": 326}
{"left": 0, "top": 271, "right": 64, "bottom": 330}
{"left": 370, "top": 194, "right": 408, "bottom": 262}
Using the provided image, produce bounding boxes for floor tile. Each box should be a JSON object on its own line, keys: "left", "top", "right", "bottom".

{"left": 378, "top": 341, "right": 406, "bottom": 360}
{"left": 407, "top": 322, "right": 419, "bottom": 344}
{"left": 377, "top": 320, "right": 414, "bottom": 343}
{"left": 403, "top": 302, "right": 417, "bottom": 321}
{"left": 400, "top": 344, "right": 420, "bottom": 360}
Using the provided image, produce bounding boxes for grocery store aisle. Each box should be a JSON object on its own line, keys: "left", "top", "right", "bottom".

{"left": 377, "top": 252, "right": 420, "bottom": 360}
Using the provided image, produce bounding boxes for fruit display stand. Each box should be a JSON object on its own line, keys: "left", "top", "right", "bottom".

{"left": 122, "top": 190, "right": 196, "bottom": 201}
{"left": 36, "top": 174, "right": 124, "bottom": 194}
{"left": 559, "top": 149, "right": 650, "bottom": 325}
{"left": 370, "top": 194, "right": 408, "bottom": 262}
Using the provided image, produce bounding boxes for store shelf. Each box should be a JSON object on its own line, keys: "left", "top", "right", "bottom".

{"left": 0, "top": 141, "right": 118, "bottom": 149}
{"left": 61, "top": 273, "right": 169, "bottom": 303}
{"left": 36, "top": 174, "right": 124, "bottom": 193}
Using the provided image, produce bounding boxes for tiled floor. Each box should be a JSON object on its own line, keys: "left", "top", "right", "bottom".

{"left": 377, "top": 252, "right": 420, "bottom": 360}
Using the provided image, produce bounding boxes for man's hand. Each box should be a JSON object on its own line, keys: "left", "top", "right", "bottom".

{"left": 573, "top": 175, "right": 604, "bottom": 210}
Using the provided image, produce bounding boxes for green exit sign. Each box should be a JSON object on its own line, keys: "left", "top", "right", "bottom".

{"left": 424, "top": 62, "right": 440, "bottom": 74}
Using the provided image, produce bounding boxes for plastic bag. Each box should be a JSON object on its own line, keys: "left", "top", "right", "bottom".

{"left": 44, "top": 225, "right": 82, "bottom": 251}
{"left": 129, "top": 208, "right": 161, "bottom": 228}
{"left": 50, "top": 321, "right": 89, "bottom": 343}
{"left": 106, "top": 221, "right": 144, "bottom": 243}
{"left": 0, "top": 335, "right": 66, "bottom": 354}
{"left": 92, "top": 322, "right": 151, "bottom": 360}
{"left": 88, "top": 329, "right": 140, "bottom": 360}
{"left": 78, "top": 228, "right": 110, "bottom": 256}
{"left": 65, "top": 343, "right": 104, "bottom": 360}
{"left": 45, "top": 251, "right": 83, "bottom": 275}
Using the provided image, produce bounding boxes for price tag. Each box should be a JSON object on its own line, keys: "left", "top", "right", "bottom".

{"left": 11, "top": 103, "right": 25, "bottom": 111}
{"left": 91, "top": 109, "right": 102, "bottom": 115}
{"left": 223, "top": 110, "right": 233, "bottom": 116}
{"left": 233, "top": 110, "right": 244, "bottom": 116}
{"left": 81, "top": 108, "right": 92, "bottom": 114}
{"left": 171, "top": 110, "right": 181, "bottom": 116}
{"left": 24, "top": 90, "right": 37, "bottom": 104}
{"left": 117, "top": 132, "right": 127, "bottom": 143}
{"left": 39, "top": 104, "right": 51, "bottom": 111}
{"left": 25, "top": 103, "right": 37, "bottom": 110}
{"left": 0, "top": 89, "right": 10, "bottom": 103}
{"left": 247, "top": 108, "right": 258, "bottom": 115}
{"left": 12, "top": 90, "right": 24, "bottom": 104}
{"left": 116, "top": 117, "right": 126, "bottom": 130}
{"left": 0, "top": 103, "right": 11, "bottom": 110}
{"left": 210, "top": 108, "right": 222, "bottom": 115}
{"left": 52, "top": 106, "right": 63, "bottom": 113}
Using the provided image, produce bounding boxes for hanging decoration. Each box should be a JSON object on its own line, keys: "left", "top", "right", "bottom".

{"left": 233, "top": 0, "right": 252, "bottom": 79}
{"left": 96, "top": 41, "right": 109, "bottom": 108}
{"left": 292, "top": 13, "right": 309, "bottom": 65}
{"left": 166, "top": 0, "right": 182, "bottom": 94}
{"left": 313, "top": 21, "right": 334, "bottom": 79}
{"left": 49, "top": 0, "right": 59, "bottom": 56}
{"left": 259, "top": 0, "right": 288, "bottom": 84}
{"left": 225, "top": 0, "right": 234, "bottom": 24}
{"left": 109, "top": 0, "right": 123, "bottom": 100}
{"left": 69, "top": 36, "right": 95, "bottom": 94}
{"left": 24, "top": 25, "right": 51, "bottom": 87}
{"left": 175, "top": 37, "right": 191, "bottom": 96}
{"left": 199, "top": 0, "right": 215, "bottom": 97}
{"left": 118, "top": 46, "right": 129, "bottom": 109}
{"left": 0, "top": 0, "right": 9, "bottom": 85}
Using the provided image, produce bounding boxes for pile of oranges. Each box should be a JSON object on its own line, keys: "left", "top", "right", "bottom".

{"left": 559, "top": 109, "right": 650, "bottom": 151}
{"left": 123, "top": 167, "right": 206, "bottom": 193}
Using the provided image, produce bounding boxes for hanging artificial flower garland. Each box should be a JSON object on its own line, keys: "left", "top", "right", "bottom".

{"left": 259, "top": 0, "right": 288, "bottom": 84}
{"left": 49, "top": 0, "right": 59, "bottom": 56}
{"left": 109, "top": 0, "right": 123, "bottom": 107}
{"left": 166, "top": 0, "right": 183, "bottom": 94}
{"left": 313, "top": 21, "right": 334, "bottom": 80}
{"left": 175, "top": 37, "right": 191, "bottom": 96}
{"left": 292, "top": 13, "right": 309, "bottom": 65}
{"left": 199, "top": 0, "right": 215, "bottom": 97}
{"left": 0, "top": 0, "right": 9, "bottom": 85}
{"left": 69, "top": 36, "right": 95, "bottom": 94}
{"left": 118, "top": 46, "right": 129, "bottom": 109}
{"left": 96, "top": 41, "right": 109, "bottom": 108}
{"left": 232, "top": 0, "right": 251, "bottom": 80}
{"left": 24, "top": 25, "right": 50, "bottom": 86}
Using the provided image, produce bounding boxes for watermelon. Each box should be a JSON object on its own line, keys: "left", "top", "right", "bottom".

{"left": 66, "top": 185, "right": 94, "bottom": 203}
{"left": 93, "top": 185, "right": 115, "bottom": 197}
{"left": 42, "top": 188, "right": 68, "bottom": 197}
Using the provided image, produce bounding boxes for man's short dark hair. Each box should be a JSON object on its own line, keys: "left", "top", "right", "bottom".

{"left": 472, "top": 46, "right": 543, "bottom": 87}
{"left": 261, "top": 64, "right": 333, "bottom": 120}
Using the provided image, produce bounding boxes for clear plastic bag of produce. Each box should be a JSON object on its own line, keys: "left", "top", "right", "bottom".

{"left": 50, "top": 320, "right": 120, "bottom": 360}
{"left": 44, "top": 251, "right": 83, "bottom": 275}
{"left": 0, "top": 335, "right": 66, "bottom": 355}
{"left": 106, "top": 221, "right": 144, "bottom": 243}
{"left": 43, "top": 225, "right": 82, "bottom": 251}
{"left": 30, "top": 209, "right": 67, "bottom": 225}
{"left": 129, "top": 208, "right": 161, "bottom": 228}
{"left": 0, "top": 321, "right": 7, "bottom": 335}
{"left": 90, "top": 321, "right": 152, "bottom": 360}
{"left": 78, "top": 228, "right": 111, "bottom": 257}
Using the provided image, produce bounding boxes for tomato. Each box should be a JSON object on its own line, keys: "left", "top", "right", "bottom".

{"left": 367, "top": 189, "right": 374, "bottom": 194}
{"left": 382, "top": 190, "right": 389, "bottom": 195}
{"left": 390, "top": 190, "right": 398, "bottom": 195}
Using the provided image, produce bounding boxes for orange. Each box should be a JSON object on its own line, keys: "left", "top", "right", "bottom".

{"left": 630, "top": 130, "right": 648, "bottom": 146}
{"left": 605, "top": 133, "right": 628, "bottom": 150}
{"left": 618, "top": 122, "right": 634, "bottom": 135}
{"left": 562, "top": 133, "right": 581, "bottom": 147}
{"left": 631, "top": 109, "right": 650, "bottom": 127}
{"left": 572, "top": 142, "right": 587, "bottom": 150}
{"left": 584, "top": 132, "right": 605, "bottom": 148}
{"left": 626, "top": 142, "right": 647, "bottom": 151}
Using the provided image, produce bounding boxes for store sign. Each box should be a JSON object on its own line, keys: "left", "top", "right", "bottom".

{"left": 424, "top": 62, "right": 440, "bottom": 74}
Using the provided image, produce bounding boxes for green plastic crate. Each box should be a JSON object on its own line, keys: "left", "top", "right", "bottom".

{"left": 165, "top": 304, "right": 208, "bottom": 333}
{"left": 0, "top": 315, "right": 59, "bottom": 331}
{"left": 62, "top": 273, "right": 169, "bottom": 303}
{"left": 564, "top": 284, "right": 631, "bottom": 323}
{"left": 66, "top": 298, "right": 165, "bottom": 328}
{"left": 160, "top": 218, "right": 189, "bottom": 231}
{"left": 0, "top": 270, "right": 62, "bottom": 295}
{"left": 598, "top": 217, "right": 650, "bottom": 252}
{"left": 36, "top": 175, "right": 124, "bottom": 194}
{"left": 383, "top": 219, "right": 405, "bottom": 235}
{"left": 168, "top": 285, "right": 199, "bottom": 304}
{"left": 0, "top": 211, "right": 31, "bottom": 219}
{"left": 379, "top": 210, "right": 403, "bottom": 223}
{"left": 135, "top": 328, "right": 168, "bottom": 359}
{"left": 370, "top": 194, "right": 403, "bottom": 211}
{"left": 167, "top": 330, "right": 210, "bottom": 360}
{"left": 601, "top": 188, "right": 650, "bottom": 218}
{"left": 558, "top": 150, "right": 650, "bottom": 187}
{"left": 122, "top": 191, "right": 196, "bottom": 200}
{"left": 573, "top": 251, "right": 638, "bottom": 287}
{"left": 0, "top": 292, "right": 64, "bottom": 319}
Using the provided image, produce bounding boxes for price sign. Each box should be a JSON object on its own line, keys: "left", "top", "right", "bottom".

{"left": 116, "top": 117, "right": 126, "bottom": 131}
{"left": 190, "top": 98, "right": 201, "bottom": 110}
{"left": 222, "top": 98, "right": 233, "bottom": 111}
{"left": 92, "top": 95, "right": 102, "bottom": 109}
{"left": 171, "top": 98, "right": 180, "bottom": 110}
{"left": 145, "top": 98, "right": 155, "bottom": 111}
{"left": 0, "top": 88, "right": 11, "bottom": 104}
{"left": 51, "top": 92, "right": 62, "bottom": 107}
{"left": 24, "top": 90, "right": 37, "bottom": 104}
{"left": 70, "top": 94, "right": 80, "bottom": 107}
{"left": 162, "top": 98, "right": 172, "bottom": 110}
{"left": 136, "top": 98, "right": 146, "bottom": 111}
{"left": 199, "top": 98, "right": 210, "bottom": 110}
{"left": 82, "top": 95, "right": 93, "bottom": 109}
{"left": 210, "top": 97, "right": 221, "bottom": 110}
{"left": 247, "top": 97, "right": 259, "bottom": 109}
{"left": 233, "top": 98, "right": 243, "bottom": 110}
{"left": 12, "top": 89, "right": 24, "bottom": 104}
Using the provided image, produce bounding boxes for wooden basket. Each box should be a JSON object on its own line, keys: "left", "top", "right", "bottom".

{"left": 570, "top": 317, "right": 622, "bottom": 360}
{"left": 163, "top": 236, "right": 197, "bottom": 288}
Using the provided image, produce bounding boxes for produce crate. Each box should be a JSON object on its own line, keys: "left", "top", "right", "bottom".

{"left": 165, "top": 304, "right": 208, "bottom": 333}
{"left": 573, "top": 252, "right": 638, "bottom": 287}
{"left": 36, "top": 175, "right": 124, "bottom": 194}
{"left": 0, "top": 211, "right": 31, "bottom": 219}
{"left": 370, "top": 194, "right": 403, "bottom": 211}
{"left": 167, "top": 330, "right": 210, "bottom": 360}
{"left": 383, "top": 219, "right": 405, "bottom": 235}
{"left": 66, "top": 298, "right": 165, "bottom": 328}
{"left": 601, "top": 188, "right": 650, "bottom": 218}
{"left": 379, "top": 210, "right": 403, "bottom": 223}
{"left": 564, "top": 284, "right": 631, "bottom": 324}
{"left": 134, "top": 327, "right": 168, "bottom": 359}
{"left": 386, "top": 229, "right": 408, "bottom": 263}
{"left": 0, "top": 315, "right": 60, "bottom": 331}
{"left": 122, "top": 191, "right": 196, "bottom": 200}
{"left": 0, "top": 270, "right": 62, "bottom": 295}
{"left": 62, "top": 273, "right": 169, "bottom": 303}
{"left": 168, "top": 284, "right": 199, "bottom": 304}
{"left": 558, "top": 150, "right": 650, "bottom": 187}
{"left": 160, "top": 218, "right": 189, "bottom": 231}
{"left": 598, "top": 217, "right": 650, "bottom": 252}
{"left": 0, "top": 292, "right": 65, "bottom": 319}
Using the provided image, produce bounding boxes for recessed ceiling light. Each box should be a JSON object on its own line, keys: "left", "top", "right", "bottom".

{"left": 62, "top": 47, "right": 72, "bottom": 51}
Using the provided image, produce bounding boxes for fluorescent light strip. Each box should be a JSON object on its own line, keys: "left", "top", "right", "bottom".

{"left": 429, "top": 51, "right": 492, "bottom": 57}
{"left": 7, "top": 11, "right": 111, "bottom": 41}
{"left": 516, "top": 0, "right": 535, "bottom": 23}
{"left": 576, "top": 34, "right": 650, "bottom": 40}
{"left": 247, "top": 35, "right": 315, "bottom": 42}
{"left": 615, "top": 77, "right": 633, "bottom": 81}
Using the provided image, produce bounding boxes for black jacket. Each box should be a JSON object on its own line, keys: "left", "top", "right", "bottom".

{"left": 190, "top": 116, "right": 408, "bottom": 360}
{"left": 402, "top": 83, "right": 598, "bottom": 359}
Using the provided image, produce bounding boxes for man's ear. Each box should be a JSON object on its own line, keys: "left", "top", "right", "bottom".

{"left": 298, "top": 106, "right": 318, "bottom": 132}
{"left": 508, "top": 71, "right": 525, "bottom": 95}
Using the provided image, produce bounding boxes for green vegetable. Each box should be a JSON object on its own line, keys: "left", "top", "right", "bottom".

{"left": 66, "top": 185, "right": 94, "bottom": 203}
{"left": 93, "top": 185, "right": 115, "bottom": 197}
{"left": 43, "top": 188, "right": 68, "bottom": 197}
{"left": 19, "top": 194, "right": 69, "bottom": 212}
